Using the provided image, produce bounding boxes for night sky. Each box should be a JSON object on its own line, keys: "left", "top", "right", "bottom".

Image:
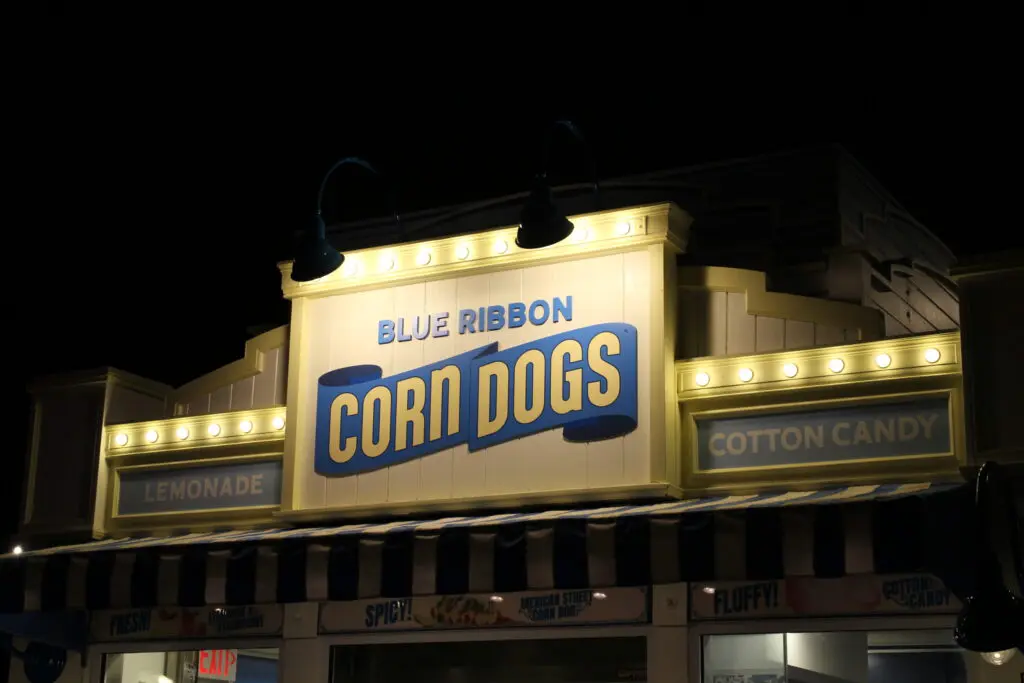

{"left": 6, "top": 46, "right": 1020, "bottom": 548}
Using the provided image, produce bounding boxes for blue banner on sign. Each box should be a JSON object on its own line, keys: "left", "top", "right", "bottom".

{"left": 314, "top": 323, "right": 639, "bottom": 476}
{"left": 117, "top": 460, "right": 282, "bottom": 516}
{"left": 696, "top": 397, "right": 951, "bottom": 471}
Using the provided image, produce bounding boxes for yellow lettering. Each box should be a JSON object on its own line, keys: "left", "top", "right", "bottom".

{"left": 875, "top": 418, "right": 895, "bottom": 443}
{"left": 898, "top": 417, "right": 919, "bottom": 441}
{"left": 362, "top": 386, "right": 392, "bottom": 458}
{"left": 429, "top": 365, "right": 461, "bottom": 440}
{"left": 917, "top": 414, "right": 938, "bottom": 439}
{"left": 251, "top": 474, "right": 263, "bottom": 495}
{"left": 204, "top": 478, "right": 217, "bottom": 498}
{"left": 170, "top": 481, "right": 185, "bottom": 500}
{"left": 220, "top": 477, "right": 233, "bottom": 496}
{"left": 514, "top": 349, "right": 545, "bottom": 424}
{"left": 187, "top": 480, "right": 201, "bottom": 499}
{"left": 156, "top": 482, "right": 168, "bottom": 502}
{"left": 804, "top": 425, "right": 824, "bottom": 449}
{"left": 395, "top": 377, "right": 426, "bottom": 451}
{"left": 144, "top": 483, "right": 155, "bottom": 503}
{"left": 853, "top": 421, "right": 872, "bottom": 444}
{"left": 477, "top": 362, "right": 509, "bottom": 438}
{"left": 550, "top": 339, "right": 583, "bottom": 415}
{"left": 234, "top": 476, "right": 250, "bottom": 495}
{"left": 726, "top": 432, "right": 746, "bottom": 455}
{"left": 762, "top": 428, "right": 781, "bottom": 452}
{"left": 781, "top": 427, "right": 802, "bottom": 450}
{"left": 833, "top": 422, "right": 850, "bottom": 445}
{"left": 587, "top": 332, "right": 621, "bottom": 408}
{"left": 747, "top": 429, "right": 764, "bottom": 453}
{"left": 709, "top": 433, "right": 727, "bottom": 456}
{"left": 328, "top": 393, "right": 359, "bottom": 463}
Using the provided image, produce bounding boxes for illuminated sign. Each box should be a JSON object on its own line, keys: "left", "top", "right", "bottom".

{"left": 117, "top": 461, "right": 282, "bottom": 515}
{"left": 199, "top": 649, "right": 237, "bottom": 680}
{"left": 314, "top": 322, "right": 639, "bottom": 476}
{"left": 378, "top": 296, "right": 573, "bottom": 344}
{"left": 696, "top": 396, "right": 951, "bottom": 471}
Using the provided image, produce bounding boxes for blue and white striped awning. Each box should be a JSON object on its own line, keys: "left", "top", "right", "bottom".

{"left": 0, "top": 482, "right": 966, "bottom": 614}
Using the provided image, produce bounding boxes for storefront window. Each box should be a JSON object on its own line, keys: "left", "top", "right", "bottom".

{"left": 102, "top": 647, "right": 278, "bottom": 682}
{"left": 702, "top": 630, "right": 1021, "bottom": 683}
{"left": 331, "top": 637, "right": 647, "bottom": 683}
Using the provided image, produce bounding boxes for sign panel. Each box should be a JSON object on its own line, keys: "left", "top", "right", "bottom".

{"left": 696, "top": 397, "right": 951, "bottom": 471}
{"left": 117, "top": 460, "right": 282, "bottom": 516}
{"left": 320, "top": 587, "right": 649, "bottom": 633}
{"left": 690, "top": 574, "right": 960, "bottom": 620}
{"left": 314, "top": 317, "right": 639, "bottom": 476}
{"left": 198, "top": 649, "right": 237, "bottom": 680}
{"left": 91, "top": 605, "right": 283, "bottom": 642}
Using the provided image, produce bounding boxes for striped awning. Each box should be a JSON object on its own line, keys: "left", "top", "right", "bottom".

{"left": 0, "top": 482, "right": 968, "bottom": 615}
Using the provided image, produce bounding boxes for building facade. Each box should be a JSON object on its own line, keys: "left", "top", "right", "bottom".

{"left": 2, "top": 148, "right": 1020, "bottom": 683}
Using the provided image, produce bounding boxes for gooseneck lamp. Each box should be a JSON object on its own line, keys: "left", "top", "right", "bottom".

{"left": 516, "top": 120, "right": 600, "bottom": 250}
{"left": 954, "top": 461, "right": 1024, "bottom": 664}
{"left": 291, "top": 157, "right": 392, "bottom": 283}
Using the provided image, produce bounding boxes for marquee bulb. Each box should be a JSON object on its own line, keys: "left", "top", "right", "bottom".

{"left": 980, "top": 648, "right": 1016, "bottom": 666}
{"left": 342, "top": 260, "right": 359, "bottom": 277}
{"left": 455, "top": 245, "right": 470, "bottom": 260}
{"left": 144, "top": 430, "right": 159, "bottom": 444}
{"left": 207, "top": 423, "right": 221, "bottom": 437}
{"left": 239, "top": 419, "right": 254, "bottom": 434}
{"left": 572, "top": 225, "right": 589, "bottom": 242}
{"left": 782, "top": 362, "right": 799, "bottom": 378}
{"left": 615, "top": 221, "right": 631, "bottom": 235}
{"left": 272, "top": 416, "right": 285, "bottom": 430}
{"left": 416, "top": 250, "right": 431, "bottom": 266}
{"left": 175, "top": 426, "right": 189, "bottom": 440}
{"left": 380, "top": 255, "right": 395, "bottom": 272}
{"left": 494, "top": 239, "right": 508, "bottom": 255}
{"left": 924, "top": 348, "right": 941, "bottom": 363}
{"left": 592, "top": 591, "right": 607, "bottom": 600}
{"left": 113, "top": 433, "right": 129, "bottom": 447}
{"left": 875, "top": 353, "right": 892, "bottom": 369}
{"left": 12, "top": 545, "right": 23, "bottom": 556}
{"left": 828, "top": 358, "right": 845, "bottom": 373}
{"left": 738, "top": 368, "right": 754, "bottom": 383}
{"left": 695, "top": 372, "right": 711, "bottom": 387}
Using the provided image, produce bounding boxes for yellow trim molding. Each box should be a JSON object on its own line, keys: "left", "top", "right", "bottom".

{"left": 105, "top": 406, "right": 287, "bottom": 459}
{"left": 171, "top": 325, "right": 288, "bottom": 403}
{"left": 679, "top": 266, "right": 885, "bottom": 341}
{"left": 279, "top": 202, "right": 692, "bottom": 300}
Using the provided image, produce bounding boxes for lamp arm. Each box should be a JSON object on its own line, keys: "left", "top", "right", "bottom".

{"left": 314, "top": 156, "right": 400, "bottom": 233}
{"left": 976, "top": 461, "right": 1024, "bottom": 595}
{"left": 541, "top": 120, "right": 600, "bottom": 201}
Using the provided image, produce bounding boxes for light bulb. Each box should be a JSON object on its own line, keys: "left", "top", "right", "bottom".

{"left": 702, "top": 585, "right": 716, "bottom": 594}
{"left": 207, "top": 424, "right": 221, "bottom": 437}
{"left": 875, "top": 353, "right": 892, "bottom": 368}
{"left": 828, "top": 358, "right": 845, "bottom": 373}
{"left": 380, "top": 255, "right": 395, "bottom": 272}
{"left": 980, "top": 648, "right": 1017, "bottom": 666}
{"left": 416, "top": 250, "right": 431, "bottom": 266}
{"left": 239, "top": 420, "right": 253, "bottom": 434}
{"left": 114, "top": 433, "right": 129, "bottom": 447}
{"left": 572, "top": 225, "right": 589, "bottom": 242}
{"left": 494, "top": 239, "right": 508, "bottom": 255}
{"left": 738, "top": 368, "right": 754, "bottom": 383}
{"left": 144, "top": 430, "right": 159, "bottom": 444}
{"left": 175, "top": 426, "right": 189, "bottom": 440}
{"left": 695, "top": 372, "right": 711, "bottom": 387}
{"left": 924, "top": 348, "right": 941, "bottom": 363}
{"left": 12, "top": 545, "right": 23, "bottom": 556}
{"left": 455, "top": 245, "right": 470, "bottom": 260}
{"left": 272, "top": 416, "right": 285, "bottom": 430}
{"left": 592, "top": 591, "right": 607, "bottom": 600}
{"left": 489, "top": 595, "right": 503, "bottom": 603}
{"left": 342, "top": 260, "right": 359, "bottom": 277}
{"left": 615, "top": 221, "right": 631, "bottom": 235}
{"left": 782, "top": 363, "right": 799, "bottom": 378}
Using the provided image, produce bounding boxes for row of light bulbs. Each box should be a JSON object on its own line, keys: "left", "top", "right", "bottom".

{"left": 693, "top": 347, "right": 943, "bottom": 388}
{"left": 111, "top": 415, "right": 286, "bottom": 448}
{"left": 335, "top": 222, "right": 634, "bottom": 279}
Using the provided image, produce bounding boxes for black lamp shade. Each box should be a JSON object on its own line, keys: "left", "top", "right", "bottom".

{"left": 292, "top": 215, "right": 344, "bottom": 282}
{"left": 954, "top": 587, "right": 1024, "bottom": 653}
{"left": 516, "top": 176, "right": 575, "bottom": 250}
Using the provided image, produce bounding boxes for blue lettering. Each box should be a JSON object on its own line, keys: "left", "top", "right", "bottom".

{"left": 487, "top": 305, "right": 506, "bottom": 331}
{"left": 528, "top": 300, "right": 550, "bottom": 325}
{"left": 433, "top": 312, "right": 449, "bottom": 338}
{"left": 315, "top": 324, "right": 639, "bottom": 476}
{"left": 553, "top": 296, "right": 573, "bottom": 323}
{"left": 396, "top": 318, "right": 413, "bottom": 342}
{"left": 364, "top": 605, "right": 375, "bottom": 627}
{"left": 459, "top": 309, "right": 476, "bottom": 334}
{"left": 712, "top": 582, "right": 780, "bottom": 615}
{"left": 509, "top": 303, "right": 526, "bottom": 328}
{"left": 378, "top": 320, "right": 395, "bottom": 345}
{"left": 412, "top": 316, "right": 430, "bottom": 341}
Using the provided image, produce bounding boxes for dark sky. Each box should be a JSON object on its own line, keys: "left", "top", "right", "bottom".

{"left": 6, "top": 39, "right": 1018, "bottom": 546}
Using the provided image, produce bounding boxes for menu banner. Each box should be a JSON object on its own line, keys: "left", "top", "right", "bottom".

{"left": 320, "top": 587, "right": 649, "bottom": 633}
{"left": 91, "top": 605, "right": 283, "bottom": 642}
{"left": 690, "top": 574, "right": 960, "bottom": 620}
